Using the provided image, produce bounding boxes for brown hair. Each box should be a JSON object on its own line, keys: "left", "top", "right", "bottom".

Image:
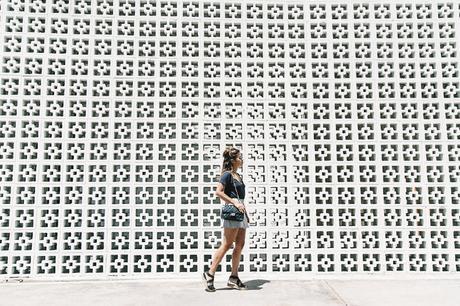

{"left": 221, "top": 146, "right": 240, "bottom": 175}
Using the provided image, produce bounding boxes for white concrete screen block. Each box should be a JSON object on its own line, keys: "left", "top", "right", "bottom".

{"left": 0, "top": 0, "right": 459, "bottom": 280}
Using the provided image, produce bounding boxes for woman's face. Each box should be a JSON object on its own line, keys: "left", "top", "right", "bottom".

{"left": 233, "top": 152, "right": 243, "bottom": 170}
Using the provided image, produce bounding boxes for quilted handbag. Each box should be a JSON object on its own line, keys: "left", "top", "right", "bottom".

{"left": 221, "top": 174, "right": 245, "bottom": 221}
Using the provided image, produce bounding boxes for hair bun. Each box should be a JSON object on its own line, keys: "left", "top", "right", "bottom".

{"left": 223, "top": 147, "right": 231, "bottom": 158}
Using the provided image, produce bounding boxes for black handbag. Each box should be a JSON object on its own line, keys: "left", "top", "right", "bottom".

{"left": 221, "top": 174, "right": 246, "bottom": 221}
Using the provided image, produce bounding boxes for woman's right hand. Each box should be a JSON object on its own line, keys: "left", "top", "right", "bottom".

{"left": 232, "top": 198, "right": 245, "bottom": 213}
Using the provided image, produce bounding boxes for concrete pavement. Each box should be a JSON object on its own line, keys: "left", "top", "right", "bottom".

{"left": 1, "top": 277, "right": 459, "bottom": 306}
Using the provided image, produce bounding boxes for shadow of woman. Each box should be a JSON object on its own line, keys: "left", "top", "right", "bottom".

{"left": 217, "top": 279, "right": 270, "bottom": 291}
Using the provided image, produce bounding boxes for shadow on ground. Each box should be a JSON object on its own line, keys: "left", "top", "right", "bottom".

{"left": 216, "top": 279, "right": 270, "bottom": 291}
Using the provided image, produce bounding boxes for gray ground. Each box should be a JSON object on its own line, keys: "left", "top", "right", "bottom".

{"left": 1, "top": 277, "right": 459, "bottom": 306}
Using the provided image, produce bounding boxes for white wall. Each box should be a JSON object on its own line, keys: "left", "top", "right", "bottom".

{"left": 0, "top": 0, "right": 460, "bottom": 280}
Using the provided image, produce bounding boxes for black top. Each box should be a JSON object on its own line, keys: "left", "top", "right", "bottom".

{"left": 219, "top": 171, "right": 245, "bottom": 200}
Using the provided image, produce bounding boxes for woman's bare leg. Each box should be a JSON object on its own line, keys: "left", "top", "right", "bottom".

{"left": 209, "top": 228, "right": 239, "bottom": 275}
{"left": 231, "top": 228, "right": 246, "bottom": 276}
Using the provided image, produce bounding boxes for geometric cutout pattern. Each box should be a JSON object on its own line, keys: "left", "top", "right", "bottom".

{"left": 1, "top": 1, "right": 460, "bottom": 279}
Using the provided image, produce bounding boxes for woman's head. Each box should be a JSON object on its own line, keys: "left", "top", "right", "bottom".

{"left": 221, "top": 146, "right": 243, "bottom": 174}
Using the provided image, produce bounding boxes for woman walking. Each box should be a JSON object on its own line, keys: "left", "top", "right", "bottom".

{"left": 202, "top": 146, "right": 250, "bottom": 292}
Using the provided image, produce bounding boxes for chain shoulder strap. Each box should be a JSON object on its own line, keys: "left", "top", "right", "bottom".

{"left": 232, "top": 174, "right": 250, "bottom": 223}
{"left": 232, "top": 175, "right": 240, "bottom": 202}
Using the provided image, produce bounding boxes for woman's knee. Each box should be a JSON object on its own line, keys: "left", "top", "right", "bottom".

{"left": 234, "top": 240, "right": 245, "bottom": 250}
{"left": 221, "top": 239, "right": 234, "bottom": 250}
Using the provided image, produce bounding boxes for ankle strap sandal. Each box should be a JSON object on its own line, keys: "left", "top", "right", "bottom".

{"left": 227, "top": 275, "right": 247, "bottom": 290}
{"left": 202, "top": 271, "right": 216, "bottom": 292}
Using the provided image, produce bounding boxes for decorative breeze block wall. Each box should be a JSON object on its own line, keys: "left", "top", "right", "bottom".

{"left": 0, "top": 0, "right": 460, "bottom": 279}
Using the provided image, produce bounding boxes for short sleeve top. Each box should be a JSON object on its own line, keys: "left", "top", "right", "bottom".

{"left": 219, "top": 171, "right": 245, "bottom": 200}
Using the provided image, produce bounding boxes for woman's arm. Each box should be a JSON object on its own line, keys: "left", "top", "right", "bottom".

{"left": 216, "top": 182, "right": 246, "bottom": 213}
{"left": 215, "top": 182, "right": 238, "bottom": 204}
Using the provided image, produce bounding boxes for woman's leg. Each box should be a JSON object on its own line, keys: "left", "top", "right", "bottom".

{"left": 209, "top": 228, "right": 239, "bottom": 275}
{"left": 230, "top": 228, "right": 246, "bottom": 276}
